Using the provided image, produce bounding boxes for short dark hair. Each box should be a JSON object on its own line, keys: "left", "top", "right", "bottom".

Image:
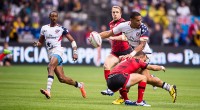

{"left": 135, "top": 51, "right": 145, "bottom": 57}
{"left": 49, "top": 11, "right": 58, "bottom": 17}
{"left": 130, "top": 11, "right": 141, "bottom": 19}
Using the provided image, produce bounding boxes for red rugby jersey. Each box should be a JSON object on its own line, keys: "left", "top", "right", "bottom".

{"left": 109, "top": 18, "right": 130, "bottom": 52}
{"left": 110, "top": 58, "right": 148, "bottom": 74}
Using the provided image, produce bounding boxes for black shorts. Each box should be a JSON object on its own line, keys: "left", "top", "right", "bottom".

{"left": 107, "top": 73, "right": 130, "bottom": 92}
{"left": 111, "top": 47, "right": 133, "bottom": 57}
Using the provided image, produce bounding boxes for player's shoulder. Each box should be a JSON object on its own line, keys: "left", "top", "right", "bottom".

{"left": 118, "top": 21, "right": 130, "bottom": 27}
{"left": 140, "top": 23, "right": 148, "bottom": 30}
{"left": 41, "top": 24, "right": 50, "bottom": 28}
{"left": 109, "top": 18, "right": 126, "bottom": 25}
{"left": 56, "top": 24, "right": 68, "bottom": 31}
{"left": 119, "top": 18, "right": 126, "bottom": 22}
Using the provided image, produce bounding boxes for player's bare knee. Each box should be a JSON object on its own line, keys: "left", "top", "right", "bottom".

{"left": 47, "top": 63, "right": 56, "bottom": 70}
{"left": 103, "top": 63, "right": 110, "bottom": 70}
{"left": 58, "top": 77, "right": 65, "bottom": 83}
{"left": 146, "top": 76, "right": 158, "bottom": 85}
{"left": 141, "top": 75, "right": 147, "bottom": 82}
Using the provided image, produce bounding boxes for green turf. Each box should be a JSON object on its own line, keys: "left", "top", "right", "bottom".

{"left": 0, "top": 65, "right": 200, "bottom": 110}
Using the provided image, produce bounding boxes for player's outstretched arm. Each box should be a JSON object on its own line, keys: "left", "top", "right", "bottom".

{"left": 109, "top": 34, "right": 128, "bottom": 41}
{"left": 33, "top": 35, "right": 45, "bottom": 47}
{"left": 147, "top": 65, "right": 166, "bottom": 72}
{"left": 99, "top": 30, "right": 114, "bottom": 39}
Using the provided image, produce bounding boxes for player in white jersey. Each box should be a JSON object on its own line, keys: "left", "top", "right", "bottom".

{"left": 33, "top": 11, "right": 86, "bottom": 99}
{"left": 112, "top": 21, "right": 152, "bottom": 59}
{"left": 98, "top": 11, "right": 177, "bottom": 103}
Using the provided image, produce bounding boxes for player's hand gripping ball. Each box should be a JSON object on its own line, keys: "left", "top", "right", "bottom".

{"left": 88, "top": 31, "right": 102, "bottom": 48}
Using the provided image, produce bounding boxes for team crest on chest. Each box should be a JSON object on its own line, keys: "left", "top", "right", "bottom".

{"left": 136, "top": 32, "right": 140, "bottom": 36}
{"left": 55, "top": 29, "right": 60, "bottom": 33}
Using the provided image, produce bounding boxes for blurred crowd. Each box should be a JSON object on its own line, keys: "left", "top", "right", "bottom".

{"left": 0, "top": 0, "right": 200, "bottom": 47}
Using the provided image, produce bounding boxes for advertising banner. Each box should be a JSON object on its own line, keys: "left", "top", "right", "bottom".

{"left": 1, "top": 43, "right": 200, "bottom": 67}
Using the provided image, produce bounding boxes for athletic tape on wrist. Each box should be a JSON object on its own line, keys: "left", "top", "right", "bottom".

{"left": 161, "top": 66, "right": 165, "bottom": 70}
{"left": 71, "top": 41, "right": 77, "bottom": 48}
{"left": 130, "top": 50, "right": 137, "bottom": 56}
{"left": 73, "top": 50, "right": 78, "bottom": 54}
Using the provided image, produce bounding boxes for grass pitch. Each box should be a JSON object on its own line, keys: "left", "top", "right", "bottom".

{"left": 0, "top": 65, "right": 200, "bottom": 110}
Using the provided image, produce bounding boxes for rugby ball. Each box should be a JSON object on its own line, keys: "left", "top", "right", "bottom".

{"left": 88, "top": 31, "right": 102, "bottom": 48}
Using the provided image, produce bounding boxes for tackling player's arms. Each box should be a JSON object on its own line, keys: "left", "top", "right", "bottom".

{"left": 147, "top": 65, "right": 165, "bottom": 72}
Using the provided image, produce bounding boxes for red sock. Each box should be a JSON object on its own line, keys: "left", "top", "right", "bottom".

{"left": 137, "top": 82, "right": 146, "bottom": 103}
{"left": 0, "top": 53, "right": 6, "bottom": 60}
{"left": 119, "top": 88, "right": 129, "bottom": 100}
{"left": 104, "top": 70, "right": 110, "bottom": 80}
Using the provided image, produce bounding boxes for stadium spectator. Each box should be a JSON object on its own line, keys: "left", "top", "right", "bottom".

{"left": 0, "top": 49, "right": 12, "bottom": 66}
{"left": 149, "top": 23, "right": 163, "bottom": 45}
{"left": 149, "top": 2, "right": 169, "bottom": 29}
{"left": 10, "top": 16, "right": 24, "bottom": 42}
{"left": 0, "top": 37, "right": 12, "bottom": 66}
{"left": 33, "top": 11, "right": 86, "bottom": 99}
{"left": 188, "top": 18, "right": 200, "bottom": 46}
{"left": 162, "top": 28, "right": 173, "bottom": 46}
{"left": 0, "top": 13, "right": 9, "bottom": 40}
{"left": 193, "top": 20, "right": 200, "bottom": 47}
{"left": 177, "top": 1, "right": 190, "bottom": 17}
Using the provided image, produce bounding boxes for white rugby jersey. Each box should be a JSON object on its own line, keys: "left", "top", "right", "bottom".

{"left": 113, "top": 21, "right": 149, "bottom": 47}
{"left": 40, "top": 24, "right": 69, "bottom": 50}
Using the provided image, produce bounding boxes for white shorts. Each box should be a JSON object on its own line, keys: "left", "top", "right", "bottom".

{"left": 48, "top": 47, "right": 65, "bottom": 61}
{"left": 142, "top": 43, "right": 152, "bottom": 60}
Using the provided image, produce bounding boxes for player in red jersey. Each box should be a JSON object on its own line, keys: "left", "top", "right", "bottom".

{"left": 107, "top": 51, "right": 165, "bottom": 107}
{"left": 100, "top": 6, "right": 133, "bottom": 97}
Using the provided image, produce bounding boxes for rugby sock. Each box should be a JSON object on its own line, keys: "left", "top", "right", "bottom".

{"left": 104, "top": 70, "right": 110, "bottom": 80}
{"left": 137, "top": 82, "right": 146, "bottom": 103}
{"left": 47, "top": 75, "right": 54, "bottom": 92}
{"left": 0, "top": 53, "right": 6, "bottom": 60}
{"left": 162, "top": 82, "right": 171, "bottom": 91}
{"left": 119, "top": 89, "right": 129, "bottom": 100}
{"left": 75, "top": 81, "right": 82, "bottom": 88}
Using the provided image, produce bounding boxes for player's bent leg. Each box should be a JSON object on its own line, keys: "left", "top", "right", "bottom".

{"left": 124, "top": 74, "right": 150, "bottom": 106}
{"left": 141, "top": 69, "right": 177, "bottom": 103}
{"left": 54, "top": 66, "right": 86, "bottom": 98}
{"left": 47, "top": 57, "right": 58, "bottom": 76}
{"left": 103, "top": 54, "right": 119, "bottom": 80}
{"left": 101, "top": 54, "right": 119, "bottom": 96}
{"left": 126, "top": 73, "right": 147, "bottom": 87}
{"left": 40, "top": 56, "right": 58, "bottom": 99}
{"left": 150, "top": 75, "right": 158, "bottom": 90}
{"left": 141, "top": 69, "right": 163, "bottom": 87}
